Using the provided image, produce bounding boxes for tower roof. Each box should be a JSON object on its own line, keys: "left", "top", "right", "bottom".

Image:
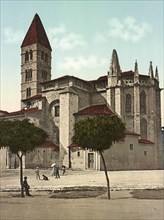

{"left": 21, "top": 13, "right": 52, "bottom": 51}
{"left": 108, "top": 49, "right": 121, "bottom": 77}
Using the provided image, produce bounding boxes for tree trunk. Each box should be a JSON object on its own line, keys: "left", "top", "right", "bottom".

{"left": 18, "top": 153, "right": 24, "bottom": 197}
{"left": 99, "top": 151, "right": 110, "bottom": 199}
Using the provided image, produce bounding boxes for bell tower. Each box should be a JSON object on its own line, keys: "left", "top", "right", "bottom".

{"left": 21, "top": 14, "right": 52, "bottom": 108}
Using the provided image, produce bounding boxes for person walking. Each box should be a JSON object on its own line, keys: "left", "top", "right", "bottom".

{"left": 55, "top": 165, "right": 60, "bottom": 178}
{"left": 22, "top": 176, "right": 32, "bottom": 196}
{"left": 35, "top": 167, "right": 40, "bottom": 180}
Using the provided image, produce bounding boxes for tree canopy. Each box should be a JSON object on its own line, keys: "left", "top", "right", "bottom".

{"left": 0, "top": 118, "right": 48, "bottom": 197}
{"left": 0, "top": 119, "right": 48, "bottom": 154}
{"left": 72, "top": 114, "right": 126, "bottom": 199}
{"left": 72, "top": 115, "right": 126, "bottom": 152}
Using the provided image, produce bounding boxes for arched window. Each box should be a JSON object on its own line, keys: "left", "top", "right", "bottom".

{"left": 30, "top": 50, "right": 33, "bottom": 60}
{"left": 45, "top": 53, "right": 48, "bottom": 62}
{"left": 50, "top": 100, "right": 60, "bottom": 117}
{"left": 26, "top": 88, "right": 31, "bottom": 98}
{"left": 140, "top": 90, "right": 146, "bottom": 114}
{"left": 140, "top": 118, "right": 147, "bottom": 139}
{"left": 41, "top": 51, "right": 44, "bottom": 60}
{"left": 25, "top": 51, "right": 29, "bottom": 62}
{"left": 125, "top": 94, "right": 131, "bottom": 113}
{"left": 25, "top": 69, "right": 32, "bottom": 82}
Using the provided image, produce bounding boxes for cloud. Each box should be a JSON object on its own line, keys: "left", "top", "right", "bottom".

{"left": 4, "top": 27, "right": 24, "bottom": 44}
{"left": 95, "top": 16, "right": 152, "bottom": 43}
{"left": 58, "top": 55, "right": 108, "bottom": 72}
{"left": 48, "top": 25, "right": 86, "bottom": 50}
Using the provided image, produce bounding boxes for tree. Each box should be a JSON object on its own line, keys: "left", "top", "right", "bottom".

{"left": 72, "top": 115, "right": 126, "bottom": 199}
{"left": 0, "top": 119, "right": 48, "bottom": 197}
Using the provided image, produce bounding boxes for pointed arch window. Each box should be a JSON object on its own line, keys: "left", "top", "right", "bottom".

{"left": 140, "top": 118, "right": 147, "bottom": 139}
{"left": 125, "top": 94, "right": 131, "bottom": 113}
{"left": 140, "top": 91, "right": 146, "bottom": 114}
{"left": 25, "top": 51, "right": 29, "bottom": 62}
{"left": 26, "top": 88, "right": 31, "bottom": 98}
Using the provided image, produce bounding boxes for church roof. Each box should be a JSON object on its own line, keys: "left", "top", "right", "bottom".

{"left": 0, "top": 107, "right": 40, "bottom": 118}
{"left": 21, "top": 13, "right": 52, "bottom": 51}
{"left": 139, "top": 139, "right": 154, "bottom": 144}
{"left": 74, "top": 104, "right": 114, "bottom": 116}
{"left": 38, "top": 140, "right": 59, "bottom": 150}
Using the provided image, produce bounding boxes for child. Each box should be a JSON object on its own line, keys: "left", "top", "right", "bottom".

{"left": 42, "top": 174, "right": 49, "bottom": 181}
{"left": 35, "top": 167, "right": 40, "bottom": 180}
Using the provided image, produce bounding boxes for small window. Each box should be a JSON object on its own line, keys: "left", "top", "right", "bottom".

{"left": 55, "top": 106, "right": 60, "bottom": 117}
{"left": 77, "top": 151, "right": 80, "bottom": 157}
{"left": 30, "top": 50, "right": 33, "bottom": 60}
{"left": 45, "top": 53, "right": 48, "bottom": 62}
{"left": 41, "top": 51, "right": 44, "bottom": 60}
{"left": 51, "top": 100, "right": 60, "bottom": 117}
{"left": 144, "top": 151, "right": 147, "bottom": 156}
{"left": 130, "top": 144, "right": 133, "bottom": 150}
{"left": 26, "top": 87, "right": 31, "bottom": 98}
{"left": 25, "top": 51, "right": 29, "bottom": 62}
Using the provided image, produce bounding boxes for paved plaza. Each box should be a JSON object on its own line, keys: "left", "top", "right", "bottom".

{"left": 0, "top": 169, "right": 164, "bottom": 220}
{"left": 0, "top": 169, "right": 163, "bottom": 192}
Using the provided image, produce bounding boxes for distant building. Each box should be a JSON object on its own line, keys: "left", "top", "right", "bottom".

{"left": 0, "top": 14, "right": 163, "bottom": 170}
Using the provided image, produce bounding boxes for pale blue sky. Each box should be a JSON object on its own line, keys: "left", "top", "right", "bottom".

{"left": 0, "top": 0, "right": 164, "bottom": 124}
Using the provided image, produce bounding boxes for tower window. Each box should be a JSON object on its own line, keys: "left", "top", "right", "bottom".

{"left": 144, "top": 151, "right": 147, "bottom": 156}
{"left": 41, "top": 51, "right": 44, "bottom": 60}
{"left": 45, "top": 53, "right": 48, "bottom": 62}
{"left": 30, "top": 50, "right": 33, "bottom": 60}
{"left": 77, "top": 151, "right": 80, "bottom": 157}
{"left": 42, "top": 70, "right": 48, "bottom": 80}
{"left": 125, "top": 94, "right": 131, "bottom": 113}
{"left": 25, "top": 69, "right": 32, "bottom": 82}
{"left": 26, "top": 88, "right": 31, "bottom": 98}
{"left": 25, "top": 51, "right": 29, "bottom": 62}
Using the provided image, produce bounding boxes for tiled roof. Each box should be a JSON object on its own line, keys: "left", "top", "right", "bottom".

{"left": 139, "top": 139, "right": 154, "bottom": 144}
{"left": 38, "top": 140, "right": 59, "bottom": 149}
{"left": 74, "top": 105, "right": 114, "bottom": 116}
{"left": 21, "top": 14, "right": 52, "bottom": 51}
{"left": 68, "top": 143, "right": 80, "bottom": 148}
{"left": 22, "top": 94, "right": 42, "bottom": 102}
{"left": 121, "top": 70, "right": 134, "bottom": 78}
{"left": 0, "top": 107, "right": 39, "bottom": 118}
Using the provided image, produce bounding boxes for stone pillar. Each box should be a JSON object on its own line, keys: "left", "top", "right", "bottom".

{"left": 133, "top": 85, "right": 140, "bottom": 134}
{"left": 59, "top": 88, "right": 78, "bottom": 167}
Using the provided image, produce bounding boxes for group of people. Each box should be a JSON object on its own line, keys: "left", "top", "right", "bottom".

{"left": 35, "top": 167, "right": 49, "bottom": 181}
{"left": 51, "top": 164, "right": 66, "bottom": 178}
{"left": 23, "top": 164, "right": 66, "bottom": 196}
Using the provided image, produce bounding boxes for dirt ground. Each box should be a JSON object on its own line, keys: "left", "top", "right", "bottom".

{"left": 0, "top": 169, "right": 164, "bottom": 220}
{"left": 0, "top": 190, "right": 164, "bottom": 220}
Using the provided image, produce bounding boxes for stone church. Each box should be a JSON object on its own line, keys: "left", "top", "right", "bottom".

{"left": 0, "top": 14, "right": 163, "bottom": 170}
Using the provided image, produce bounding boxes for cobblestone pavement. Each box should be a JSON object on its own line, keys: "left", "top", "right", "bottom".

{"left": 0, "top": 169, "right": 163, "bottom": 192}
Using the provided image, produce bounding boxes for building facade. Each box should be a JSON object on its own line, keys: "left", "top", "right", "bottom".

{"left": 0, "top": 14, "right": 163, "bottom": 170}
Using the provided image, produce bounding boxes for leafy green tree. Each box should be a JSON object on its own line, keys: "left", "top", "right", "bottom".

{"left": 0, "top": 119, "right": 48, "bottom": 197}
{"left": 72, "top": 115, "right": 126, "bottom": 199}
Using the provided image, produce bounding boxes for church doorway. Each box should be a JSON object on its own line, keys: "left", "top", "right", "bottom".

{"left": 88, "top": 153, "right": 94, "bottom": 169}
